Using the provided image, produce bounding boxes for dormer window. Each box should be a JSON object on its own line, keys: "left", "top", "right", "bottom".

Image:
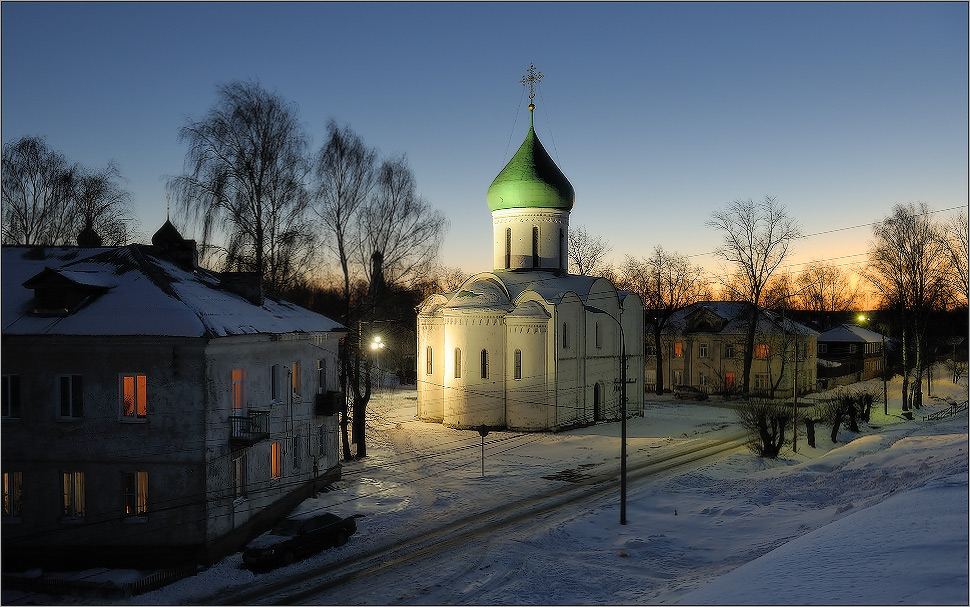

{"left": 23, "top": 268, "right": 112, "bottom": 317}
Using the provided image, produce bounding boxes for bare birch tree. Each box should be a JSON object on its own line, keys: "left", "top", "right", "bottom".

{"left": 941, "top": 211, "right": 969, "bottom": 308}
{"left": 866, "top": 202, "right": 952, "bottom": 410}
{"left": 71, "top": 162, "right": 135, "bottom": 246}
{"left": 169, "top": 81, "right": 314, "bottom": 294}
{"left": 2, "top": 136, "right": 75, "bottom": 245}
{"left": 707, "top": 196, "right": 801, "bottom": 394}
{"left": 356, "top": 155, "right": 448, "bottom": 291}
{"left": 2, "top": 136, "right": 135, "bottom": 246}
{"left": 568, "top": 225, "right": 611, "bottom": 275}
{"left": 312, "top": 120, "right": 377, "bottom": 323}
{"left": 620, "top": 247, "right": 709, "bottom": 394}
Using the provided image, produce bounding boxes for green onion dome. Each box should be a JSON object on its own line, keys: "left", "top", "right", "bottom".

{"left": 486, "top": 120, "right": 574, "bottom": 213}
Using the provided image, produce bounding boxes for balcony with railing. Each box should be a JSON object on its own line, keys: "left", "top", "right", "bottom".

{"left": 230, "top": 410, "right": 270, "bottom": 446}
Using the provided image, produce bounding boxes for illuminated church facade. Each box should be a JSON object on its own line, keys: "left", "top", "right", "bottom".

{"left": 416, "top": 73, "right": 644, "bottom": 431}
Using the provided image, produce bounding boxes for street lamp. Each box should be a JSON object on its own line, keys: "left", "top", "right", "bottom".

{"left": 585, "top": 305, "right": 627, "bottom": 525}
{"left": 370, "top": 335, "right": 385, "bottom": 390}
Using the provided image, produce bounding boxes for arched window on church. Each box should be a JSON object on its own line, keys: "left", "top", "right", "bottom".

{"left": 505, "top": 228, "right": 511, "bottom": 269}
{"left": 480, "top": 349, "right": 488, "bottom": 379}
{"left": 562, "top": 322, "right": 568, "bottom": 349}
{"left": 426, "top": 345, "right": 433, "bottom": 375}
{"left": 454, "top": 348, "right": 462, "bottom": 379}
{"left": 595, "top": 321, "right": 602, "bottom": 348}
{"left": 513, "top": 349, "right": 522, "bottom": 380}
{"left": 532, "top": 226, "right": 539, "bottom": 268}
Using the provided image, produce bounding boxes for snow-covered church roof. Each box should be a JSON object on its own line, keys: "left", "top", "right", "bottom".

{"left": 2, "top": 245, "right": 344, "bottom": 338}
{"left": 418, "top": 270, "right": 633, "bottom": 316}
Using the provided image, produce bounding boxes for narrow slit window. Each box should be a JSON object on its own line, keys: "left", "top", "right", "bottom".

{"left": 532, "top": 227, "right": 539, "bottom": 268}
{"left": 454, "top": 348, "right": 462, "bottom": 379}
{"left": 505, "top": 228, "right": 512, "bottom": 269}
{"left": 481, "top": 349, "right": 489, "bottom": 379}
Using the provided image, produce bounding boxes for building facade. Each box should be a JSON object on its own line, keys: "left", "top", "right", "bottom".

{"left": 816, "top": 323, "right": 885, "bottom": 384}
{"left": 648, "top": 301, "right": 818, "bottom": 398}
{"left": 416, "top": 99, "right": 644, "bottom": 431}
{"left": 1, "top": 224, "right": 345, "bottom": 568}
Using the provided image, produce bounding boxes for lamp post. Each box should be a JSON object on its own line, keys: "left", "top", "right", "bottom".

{"left": 585, "top": 305, "right": 627, "bottom": 525}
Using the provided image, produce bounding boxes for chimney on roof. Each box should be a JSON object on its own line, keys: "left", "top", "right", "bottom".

{"left": 221, "top": 272, "right": 264, "bottom": 306}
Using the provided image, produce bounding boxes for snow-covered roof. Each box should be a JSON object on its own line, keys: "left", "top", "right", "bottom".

{"left": 817, "top": 324, "right": 885, "bottom": 343}
{"left": 659, "top": 301, "right": 818, "bottom": 337}
{"left": 2, "top": 245, "right": 344, "bottom": 338}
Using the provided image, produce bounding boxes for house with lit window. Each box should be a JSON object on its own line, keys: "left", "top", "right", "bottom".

{"left": 816, "top": 323, "right": 885, "bottom": 385}
{"left": 416, "top": 96, "right": 644, "bottom": 431}
{"left": 647, "top": 301, "right": 818, "bottom": 398}
{"left": 1, "top": 221, "right": 345, "bottom": 569}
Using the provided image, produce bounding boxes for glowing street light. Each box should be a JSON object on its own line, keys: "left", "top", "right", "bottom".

{"left": 370, "top": 335, "right": 385, "bottom": 351}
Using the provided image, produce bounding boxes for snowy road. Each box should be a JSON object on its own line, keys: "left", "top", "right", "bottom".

{"left": 119, "top": 377, "right": 968, "bottom": 605}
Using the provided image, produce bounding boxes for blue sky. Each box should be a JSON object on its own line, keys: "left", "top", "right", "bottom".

{"left": 2, "top": 2, "right": 967, "bottom": 282}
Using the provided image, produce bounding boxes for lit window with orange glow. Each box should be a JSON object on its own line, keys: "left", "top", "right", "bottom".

{"left": 674, "top": 343, "right": 683, "bottom": 358}
{"left": 291, "top": 362, "right": 301, "bottom": 397}
{"left": 124, "top": 471, "right": 148, "bottom": 518}
{"left": 3, "top": 471, "right": 23, "bottom": 519}
{"left": 121, "top": 374, "right": 147, "bottom": 419}
{"left": 231, "top": 369, "right": 245, "bottom": 412}
{"left": 271, "top": 442, "right": 282, "bottom": 479}
{"left": 754, "top": 344, "right": 770, "bottom": 359}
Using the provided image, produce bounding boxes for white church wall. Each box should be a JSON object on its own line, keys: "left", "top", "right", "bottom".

{"left": 442, "top": 313, "right": 507, "bottom": 429}
{"left": 554, "top": 294, "right": 587, "bottom": 427}
{"left": 491, "top": 208, "right": 569, "bottom": 271}
{"left": 416, "top": 311, "right": 445, "bottom": 422}
{"left": 505, "top": 316, "right": 552, "bottom": 430}
{"left": 584, "top": 288, "right": 625, "bottom": 422}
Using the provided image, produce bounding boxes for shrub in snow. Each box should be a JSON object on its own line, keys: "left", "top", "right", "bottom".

{"left": 735, "top": 398, "right": 792, "bottom": 458}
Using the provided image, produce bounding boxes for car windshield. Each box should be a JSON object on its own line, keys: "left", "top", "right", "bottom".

{"left": 272, "top": 519, "right": 304, "bottom": 536}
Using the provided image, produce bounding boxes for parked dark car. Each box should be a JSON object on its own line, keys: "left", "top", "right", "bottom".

{"left": 243, "top": 511, "right": 357, "bottom": 570}
{"left": 672, "top": 385, "right": 708, "bottom": 401}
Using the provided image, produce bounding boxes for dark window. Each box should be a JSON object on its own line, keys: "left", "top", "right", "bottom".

{"left": 124, "top": 471, "right": 148, "bottom": 517}
{"left": 2, "top": 375, "right": 21, "bottom": 419}
{"left": 532, "top": 227, "right": 539, "bottom": 268}
{"left": 481, "top": 349, "right": 489, "bottom": 379}
{"left": 505, "top": 228, "right": 511, "bottom": 269}
{"left": 58, "top": 374, "right": 83, "bottom": 418}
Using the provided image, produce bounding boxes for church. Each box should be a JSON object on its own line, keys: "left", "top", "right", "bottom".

{"left": 416, "top": 70, "right": 644, "bottom": 431}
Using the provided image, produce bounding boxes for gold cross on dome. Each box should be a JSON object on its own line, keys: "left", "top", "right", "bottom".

{"left": 520, "top": 63, "right": 543, "bottom": 103}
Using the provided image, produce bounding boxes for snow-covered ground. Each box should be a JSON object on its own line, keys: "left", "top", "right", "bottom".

{"left": 8, "top": 370, "right": 968, "bottom": 605}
